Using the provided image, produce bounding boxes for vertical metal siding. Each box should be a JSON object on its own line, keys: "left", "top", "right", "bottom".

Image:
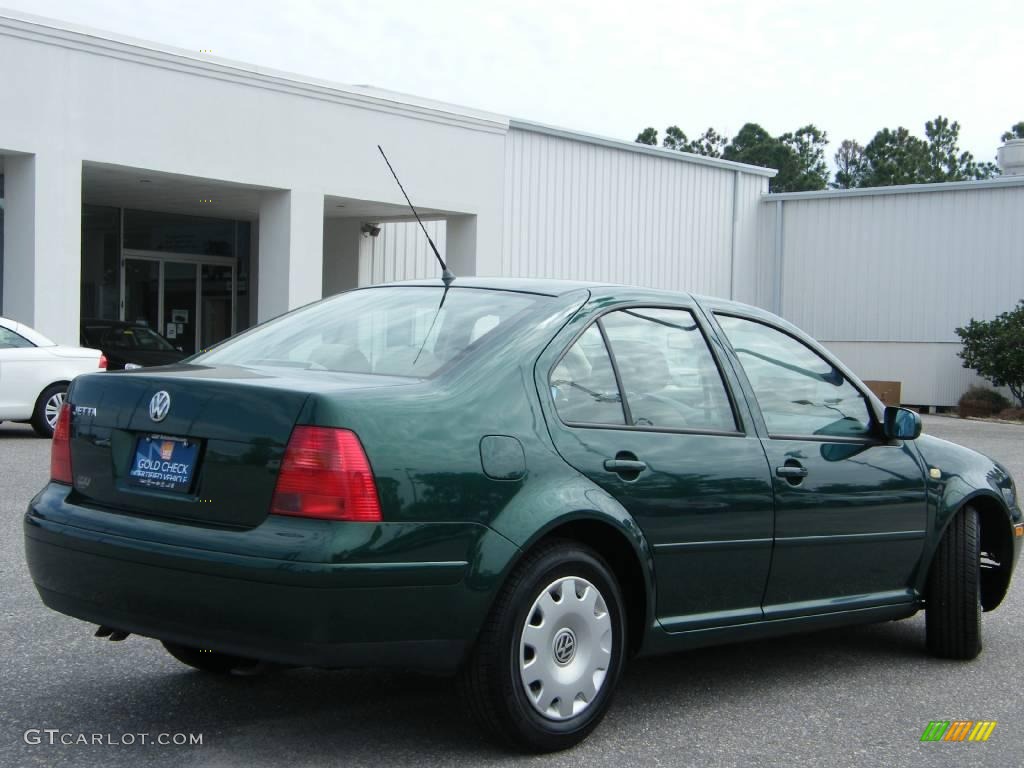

{"left": 501, "top": 128, "right": 766, "bottom": 297}
{"left": 757, "top": 182, "right": 1024, "bottom": 404}
{"left": 773, "top": 185, "right": 1024, "bottom": 342}
{"left": 360, "top": 220, "right": 447, "bottom": 286}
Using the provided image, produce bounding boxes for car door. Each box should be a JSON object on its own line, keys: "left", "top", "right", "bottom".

{"left": 710, "top": 311, "right": 929, "bottom": 618}
{"left": 0, "top": 324, "right": 44, "bottom": 419}
{"left": 541, "top": 302, "right": 775, "bottom": 632}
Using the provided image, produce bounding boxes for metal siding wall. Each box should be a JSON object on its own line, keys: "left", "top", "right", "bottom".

{"left": 763, "top": 182, "right": 1024, "bottom": 405}
{"left": 776, "top": 185, "right": 1024, "bottom": 342}
{"left": 731, "top": 173, "right": 773, "bottom": 307}
{"left": 502, "top": 128, "right": 765, "bottom": 297}
{"left": 360, "top": 220, "right": 447, "bottom": 286}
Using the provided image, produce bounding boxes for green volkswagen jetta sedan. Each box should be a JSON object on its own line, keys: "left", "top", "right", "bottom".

{"left": 24, "top": 278, "right": 1022, "bottom": 751}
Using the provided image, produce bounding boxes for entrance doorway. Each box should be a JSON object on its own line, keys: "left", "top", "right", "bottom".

{"left": 122, "top": 252, "right": 235, "bottom": 356}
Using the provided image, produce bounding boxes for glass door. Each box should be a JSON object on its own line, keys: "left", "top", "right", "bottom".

{"left": 200, "top": 264, "right": 234, "bottom": 352}
{"left": 163, "top": 262, "right": 198, "bottom": 356}
{"left": 121, "top": 253, "right": 235, "bottom": 356}
{"left": 123, "top": 259, "right": 160, "bottom": 330}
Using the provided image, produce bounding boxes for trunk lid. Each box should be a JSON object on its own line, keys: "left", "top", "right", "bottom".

{"left": 66, "top": 364, "right": 411, "bottom": 528}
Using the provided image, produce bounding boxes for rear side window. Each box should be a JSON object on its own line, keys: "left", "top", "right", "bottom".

{"left": 602, "top": 308, "right": 736, "bottom": 431}
{"left": 0, "top": 327, "right": 34, "bottom": 349}
{"left": 550, "top": 325, "right": 626, "bottom": 425}
{"left": 550, "top": 307, "right": 736, "bottom": 432}
{"left": 716, "top": 314, "right": 872, "bottom": 438}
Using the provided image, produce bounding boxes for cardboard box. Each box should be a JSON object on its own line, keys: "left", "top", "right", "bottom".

{"left": 864, "top": 380, "right": 902, "bottom": 406}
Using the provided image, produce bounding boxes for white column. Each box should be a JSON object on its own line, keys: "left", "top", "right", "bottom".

{"left": 322, "top": 219, "right": 362, "bottom": 296}
{"left": 445, "top": 214, "right": 478, "bottom": 277}
{"left": 257, "top": 188, "right": 324, "bottom": 322}
{"left": 2, "top": 153, "right": 81, "bottom": 344}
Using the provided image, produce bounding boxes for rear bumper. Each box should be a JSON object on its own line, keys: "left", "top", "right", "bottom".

{"left": 24, "top": 484, "right": 518, "bottom": 672}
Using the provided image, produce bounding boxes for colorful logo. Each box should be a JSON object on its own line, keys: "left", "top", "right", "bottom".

{"left": 159, "top": 441, "right": 175, "bottom": 461}
{"left": 920, "top": 721, "right": 996, "bottom": 742}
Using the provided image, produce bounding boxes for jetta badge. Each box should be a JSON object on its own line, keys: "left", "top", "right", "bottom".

{"left": 149, "top": 391, "right": 171, "bottom": 422}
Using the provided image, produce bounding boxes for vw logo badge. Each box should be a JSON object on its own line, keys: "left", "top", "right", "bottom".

{"left": 149, "top": 391, "right": 171, "bottom": 422}
{"left": 552, "top": 628, "right": 577, "bottom": 666}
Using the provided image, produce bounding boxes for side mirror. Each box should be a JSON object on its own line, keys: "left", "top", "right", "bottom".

{"left": 883, "top": 406, "right": 921, "bottom": 440}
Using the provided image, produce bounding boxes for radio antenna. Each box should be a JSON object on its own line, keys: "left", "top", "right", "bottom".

{"left": 377, "top": 145, "right": 454, "bottom": 286}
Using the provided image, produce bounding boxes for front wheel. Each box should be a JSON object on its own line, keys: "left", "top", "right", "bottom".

{"left": 459, "top": 540, "right": 627, "bottom": 752}
{"left": 926, "top": 506, "right": 982, "bottom": 660}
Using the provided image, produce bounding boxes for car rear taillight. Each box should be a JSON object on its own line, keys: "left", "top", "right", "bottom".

{"left": 270, "top": 426, "right": 382, "bottom": 522}
{"left": 50, "top": 403, "right": 73, "bottom": 484}
{"left": 98, "top": 354, "right": 108, "bottom": 369}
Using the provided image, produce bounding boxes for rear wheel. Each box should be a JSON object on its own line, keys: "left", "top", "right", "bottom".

{"left": 926, "top": 506, "right": 982, "bottom": 660}
{"left": 31, "top": 384, "right": 67, "bottom": 438}
{"left": 161, "top": 641, "right": 260, "bottom": 674}
{"left": 459, "top": 540, "right": 626, "bottom": 752}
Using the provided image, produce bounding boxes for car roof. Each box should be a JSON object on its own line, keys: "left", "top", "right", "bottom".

{"left": 374, "top": 277, "right": 768, "bottom": 317}
{"left": 0, "top": 315, "right": 57, "bottom": 346}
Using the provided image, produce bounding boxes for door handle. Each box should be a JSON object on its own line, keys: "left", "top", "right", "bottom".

{"left": 775, "top": 464, "right": 808, "bottom": 479}
{"left": 604, "top": 451, "right": 647, "bottom": 480}
{"left": 604, "top": 459, "right": 648, "bottom": 473}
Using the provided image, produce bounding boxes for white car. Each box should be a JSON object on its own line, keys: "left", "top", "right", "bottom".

{"left": 0, "top": 317, "right": 106, "bottom": 437}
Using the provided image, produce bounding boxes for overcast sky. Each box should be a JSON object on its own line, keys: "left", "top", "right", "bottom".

{"left": 6, "top": 0, "right": 1019, "bottom": 164}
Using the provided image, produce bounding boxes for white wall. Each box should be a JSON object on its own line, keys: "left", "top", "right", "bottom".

{"left": 0, "top": 11, "right": 508, "bottom": 342}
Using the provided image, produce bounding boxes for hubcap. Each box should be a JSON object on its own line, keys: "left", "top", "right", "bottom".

{"left": 519, "top": 576, "right": 613, "bottom": 721}
{"left": 44, "top": 391, "right": 66, "bottom": 430}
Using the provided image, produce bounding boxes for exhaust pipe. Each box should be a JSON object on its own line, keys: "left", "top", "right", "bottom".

{"left": 95, "top": 625, "right": 131, "bottom": 641}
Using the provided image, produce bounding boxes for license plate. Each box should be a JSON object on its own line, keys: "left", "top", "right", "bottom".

{"left": 127, "top": 435, "right": 200, "bottom": 493}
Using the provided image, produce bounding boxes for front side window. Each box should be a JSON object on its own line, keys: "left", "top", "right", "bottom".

{"left": 550, "top": 325, "right": 625, "bottom": 425}
{"left": 602, "top": 308, "right": 736, "bottom": 431}
{"left": 0, "top": 326, "right": 33, "bottom": 349}
{"left": 716, "top": 314, "right": 872, "bottom": 438}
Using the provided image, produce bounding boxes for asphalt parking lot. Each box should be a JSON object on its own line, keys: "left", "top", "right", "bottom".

{"left": 1, "top": 415, "right": 1021, "bottom": 768}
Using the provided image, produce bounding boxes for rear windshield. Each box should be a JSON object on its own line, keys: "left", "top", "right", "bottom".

{"left": 195, "top": 287, "right": 548, "bottom": 377}
{"left": 105, "top": 326, "right": 177, "bottom": 351}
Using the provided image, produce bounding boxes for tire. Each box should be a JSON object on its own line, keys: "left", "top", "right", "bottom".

{"left": 926, "top": 506, "right": 982, "bottom": 660}
{"left": 459, "top": 539, "right": 627, "bottom": 752}
{"left": 161, "top": 641, "right": 260, "bottom": 674}
{"left": 31, "top": 384, "right": 68, "bottom": 438}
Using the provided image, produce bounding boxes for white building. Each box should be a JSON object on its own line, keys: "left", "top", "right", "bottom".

{"left": 1, "top": 9, "right": 1021, "bottom": 406}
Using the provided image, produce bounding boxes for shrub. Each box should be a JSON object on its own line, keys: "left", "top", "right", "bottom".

{"left": 996, "top": 407, "right": 1024, "bottom": 422}
{"left": 956, "top": 300, "right": 1024, "bottom": 406}
{"left": 958, "top": 386, "right": 1012, "bottom": 418}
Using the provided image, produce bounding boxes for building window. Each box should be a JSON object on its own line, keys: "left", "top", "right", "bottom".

{"left": 123, "top": 209, "right": 237, "bottom": 256}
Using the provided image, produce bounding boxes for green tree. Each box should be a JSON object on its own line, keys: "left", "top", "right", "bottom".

{"left": 779, "top": 124, "right": 830, "bottom": 190}
{"left": 687, "top": 127, "right": 729, "bottom": 158}
{"left": 833, "top": 139, "right": 867, "bottom": 189}
{"left": 854, "top": 116, "right": 1000, "bottom": 187}
{"left": 662, "top": 125, "right": 688, "bottom": 150}
{"left": 1002, "top": 122, "right": 1024, "bottom": 141}
{"left": 924, "top": 116, "right": 998, "bottom": 181}
{"left": 956, "top": 301, "right": 1024, "bottom": 406}
{"left": 722, "top": 123, "right": 802, "bottom": 192}
{"left": 635, "top": 127, "right": 658, "bottom": 146}
{"left": 860, "top": 127, "right": 929, "bottom": 186}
